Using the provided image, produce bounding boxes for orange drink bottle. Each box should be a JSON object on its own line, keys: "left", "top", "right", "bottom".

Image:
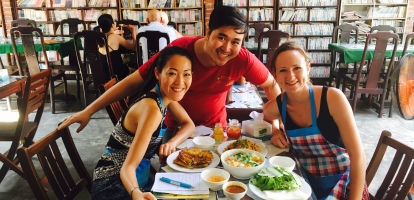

{"left": 227, "top": 119, "right": 241, "bottom": 139}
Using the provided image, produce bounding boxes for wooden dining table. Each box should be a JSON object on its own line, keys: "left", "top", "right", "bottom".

{"left": 0, "top": 76, "right": 26, "bottom": 99}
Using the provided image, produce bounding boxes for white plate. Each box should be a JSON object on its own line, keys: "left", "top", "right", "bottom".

{"left": 166, "top": 150, "right": 220, "bottom": 173}
{"left": 248, "top": 172, "right": 312, "bottom": 200}
{"left": 217, "top": 140, "right": 268, "bottom": 157}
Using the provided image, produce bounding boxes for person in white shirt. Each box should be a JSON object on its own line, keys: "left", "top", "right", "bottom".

{"left": 138, "top": 9, "right": 177, "bottom": 63}
{"left": 160, "top": 11, "right": 183, "bottom": 39}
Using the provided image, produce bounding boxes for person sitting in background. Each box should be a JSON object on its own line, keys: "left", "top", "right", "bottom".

{"left": 160, "top": 11, "right": 183, "bottom": 39}
{"left": 138, "top": 9, "right": 177, "bottom": 63}
{"left": 87, "top": 46, "right": 194, "bottom": 200}
{"left": 98, "top": 14, "right": 137, "bottom": 81}
{"left": 263, "top": 41, "right": 368, "bottom": 199}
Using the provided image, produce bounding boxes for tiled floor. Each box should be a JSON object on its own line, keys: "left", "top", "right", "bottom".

{"left": 0, "top": 80, "right": 413, "bottom": 199}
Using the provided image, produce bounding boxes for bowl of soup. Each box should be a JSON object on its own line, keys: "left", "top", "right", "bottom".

{"left": 221, "top": 149, "right": 265, "bottom": 180}
{"left": 222, "top": 181, "right": 247, "bottom": 200}
{"left": 200, "top": 168, "right": 230, "bottom": 191}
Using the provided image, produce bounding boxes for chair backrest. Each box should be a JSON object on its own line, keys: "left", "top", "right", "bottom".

{"left": 402, "top": 32, "right": 414, "bottom": 56}
{"left": 99, "top": 76, "right": 128, "bottom": 125}
{"left": 136, "top": 31, "right": 170, "bottom": 66}
{"left": 357, "top": 31, "right": 399, "bottom": 89}
{"left": 167, "top": 21, "right": 177, "bottom": 30}
{"left": 10, "top": 26, "right": 50, "bottom": 76}
{"left": 333, "top": 23, "right": 359, "bottom": 44}
{"left": 248, "top": 23, "right": 272, "bottom": 42}
{"left": 116, "top": 19, "right": 140, "bottom": 41}
{"left": 74, "top": 30, "right": 113, "bottom": 90}
{"left": 366, "top": 130, "right": 414, "bottom": 200}
{"left": 92, "top": 26, "right": 101, "bottom": 32}
{"left": 12, "top": 18, "right": 37, "bottom": 27}
{"left": 257, "top": 30, "right": 290, "bottom": 70}
{"left": 60, "top": 18, "right": 87, "bottom": 37}
{"left": 16, "top": 127, "right": 92, "bottom": 200}
{"left": 371, "top": 25, "right": 397, "bottom": 33}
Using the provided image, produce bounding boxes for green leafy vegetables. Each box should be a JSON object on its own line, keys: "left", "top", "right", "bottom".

{"left": 250, "top": 167, "right": 303, "bottom": 191}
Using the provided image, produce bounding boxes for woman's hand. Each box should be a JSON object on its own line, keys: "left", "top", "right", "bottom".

{"left": 271, "top": 127, "right": 289, "bottom": 148}
{"left": 132, "top": 190, "right": 156, "bottom": 200}
{"left": 158, "top": 142, "right": 177, "bottom": 158}
{"left": 127, "top": 25, "right": 136, "bottom": 33}
{"left": 56, "top": 110, "right": 92, "bottom": 133}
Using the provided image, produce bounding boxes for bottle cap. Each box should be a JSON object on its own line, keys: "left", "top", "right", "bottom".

{"left": 228, "top": 119, "right": 240, "bottom": 126}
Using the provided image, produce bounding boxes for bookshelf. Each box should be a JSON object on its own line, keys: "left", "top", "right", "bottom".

{"left": 222, "top": 0, "right": 276, "bottom": 42}
{"left": 15, "top": 0, "right": 119, "bottom": 35}
{"left": 339, "top": 0, "right": 409, "bottom": 43}
{"left": 119, "top": 0, "right": 204, "bottom": 36}
{"left": 276, "top": 0, "right": 341, "bottom": 83}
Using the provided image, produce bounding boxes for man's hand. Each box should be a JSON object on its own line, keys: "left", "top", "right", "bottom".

{"left": 56, "top": 110, "right": 92, "bottom": 133}
{"left": 271, "top": 126, "right": 289, "bottom": 148}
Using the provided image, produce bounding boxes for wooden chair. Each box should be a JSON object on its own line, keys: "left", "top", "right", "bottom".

{"left": 247, "top": 23, "right": 272, "bottom": 44}
{"left": 330, "top": 23, "right": 359, "bottom": 88}
{"left": 402, "top": 33, "right": 414, "bottom": 56}
{"left": 371, "top": 25, "right": 397, "bottom": 33}
{"left": 257, "top": 30, "right": 290, "bottom": 70}
{"left": 0, "top": 68, "right": 52, "bottom": 184}
{"left": 50, "top": 18, "right": 87, "bottom": 99}
{"left": 11, "top": 18, "right": 37, "bottom": 27}
{"left": 366, "top": 130, "right": 414, "bottom": 200}
{"left": 136, "top": 31, "right": 170, "bottom": 66}
{"left": 98, "top": 76, "right": 128, "bottom": 125}
{"left": 341, "top": 31, "right": 399, "bottom": 118}
{"left": 16, "top": 127, "right": 92, "bottom": 199}
{"left": 74, "top": 30, "right": 113, "bottom": 107}
{"left": 10, "top": 26, "right": 68, "bottom": 114}
{"left": 254, "top": 30, "right": 289, "bottom": 103}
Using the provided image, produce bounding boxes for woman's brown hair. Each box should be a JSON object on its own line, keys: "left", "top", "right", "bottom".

{"left": 269, "top": 40, "right": 313, "bottom": 84}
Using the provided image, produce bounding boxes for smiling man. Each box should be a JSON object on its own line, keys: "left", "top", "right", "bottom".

{"left": 58, "top": 6, "right": 281, "bottom": 153}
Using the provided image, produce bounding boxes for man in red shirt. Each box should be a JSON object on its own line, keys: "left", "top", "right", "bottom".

{"left": 58, "top": 6, "right": 280, "bottom": 157}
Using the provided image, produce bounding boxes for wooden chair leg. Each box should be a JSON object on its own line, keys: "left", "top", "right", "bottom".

{"left": 0, "top": 163, "right": 10, "bottom": 183}
{"left": 76, "top": 71, "right": 80, "bottom": 99}
{"left": 62, "top": 76, "right": 68, "bottom": 104}
{"left": 49, "top": 82, "right": 55, "bottom": 114}
{"left": 389, "top": 97, "right": 393, "bottom": 118}
{"left": 352, "top": 92, "right": 358, "bottom": 115}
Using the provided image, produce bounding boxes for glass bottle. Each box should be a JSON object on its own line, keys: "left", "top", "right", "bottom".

{"left": 227, "top": 119, "right": 241, "bottom": 139}
{"left": 212, "top": 123, "right": 225, "bottom": 143}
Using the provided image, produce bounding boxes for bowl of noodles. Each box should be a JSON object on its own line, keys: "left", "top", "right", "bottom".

{"left": 220, "top": 149, "right": 265, "bottom": 180}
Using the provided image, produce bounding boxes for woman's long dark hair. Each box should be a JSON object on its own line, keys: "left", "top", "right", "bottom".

{"left": 97, "top": 14, "right": 113, "bottom": 47}
{"left": 129, "top": 46, "right": 193, "bottom": 103}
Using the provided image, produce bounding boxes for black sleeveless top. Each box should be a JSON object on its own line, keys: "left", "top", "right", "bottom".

{"left": 99, "top": 36, "right": 133, "bottom": 81}
{"left": 276, "top": 86, "right": 344, "bottom": 148}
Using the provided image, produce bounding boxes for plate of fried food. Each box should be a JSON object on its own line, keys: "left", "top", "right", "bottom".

{"left": 167, "top": 148, "right": 220, "bottom": 172}
{"left": 217, "top": 138, "right": 267, "bottom": 157}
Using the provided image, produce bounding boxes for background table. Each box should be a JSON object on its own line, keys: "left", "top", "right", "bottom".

{"left": 328, "top": 43, "right": 414, "bottom": 64}
{"left": 226, "top": 84, "right": 264, "bottom": 122}
{"left": 0, "top": 37, "right": 81, "bottom": 58}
